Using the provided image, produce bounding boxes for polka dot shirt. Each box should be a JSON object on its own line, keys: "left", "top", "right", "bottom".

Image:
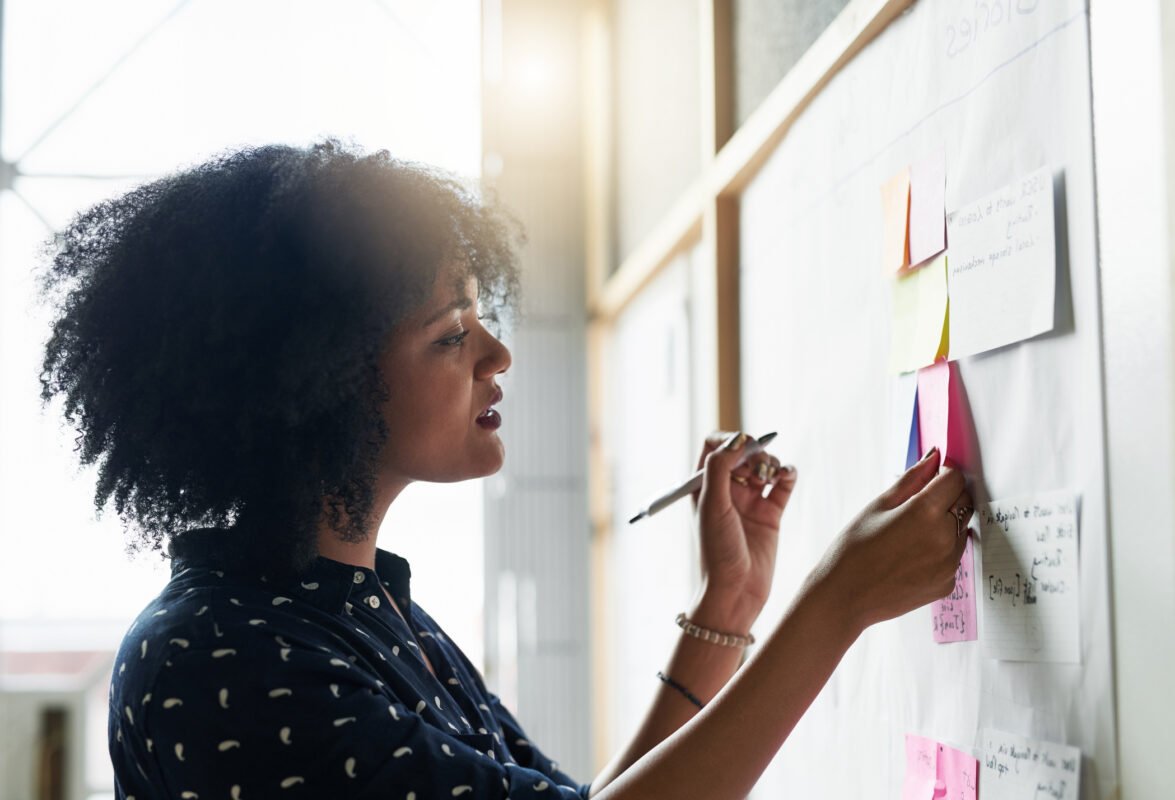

{"left": 108, "top": 533, "right": 590, "bottom": 799}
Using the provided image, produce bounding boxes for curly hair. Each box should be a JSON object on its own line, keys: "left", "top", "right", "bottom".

{"left": 36, "top": 139, "right": 524, "bottom": 580}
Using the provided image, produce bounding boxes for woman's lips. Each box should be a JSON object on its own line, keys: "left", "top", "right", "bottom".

{"left": 476, "top": 408, "right": 502, "bottom": 430}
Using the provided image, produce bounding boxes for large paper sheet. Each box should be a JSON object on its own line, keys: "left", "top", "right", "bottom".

{"left": 946, "top": 166, "right": 1057, "bottom": 359}
{"left": 736, "top": 1, "right": 1113, "bottom": 796}
{"left": 981, "top": 729, "right": 1081, "bottom": 800}
{"left": 978, "top": 490, "right": 1081, "bottom": 663}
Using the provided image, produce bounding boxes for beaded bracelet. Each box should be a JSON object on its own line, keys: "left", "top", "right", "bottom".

{"left": 675, "top": 612, "right": 755, "bottom": 648}
{"left": 656, "top": 670, "right": 705, "bottom": 709}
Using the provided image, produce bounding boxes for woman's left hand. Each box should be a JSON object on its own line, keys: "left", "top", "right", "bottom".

{"left": 688, "top": 431, "right": 798, "bottom": 631}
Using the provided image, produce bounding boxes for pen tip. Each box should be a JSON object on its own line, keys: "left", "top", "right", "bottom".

{"left": 628, "top": 512, "right": 644, "bottom": 524}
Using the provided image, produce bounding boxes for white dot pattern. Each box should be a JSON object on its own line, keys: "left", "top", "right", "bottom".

{"left": 108, "top": 545, "right": 587, "bottom": 798}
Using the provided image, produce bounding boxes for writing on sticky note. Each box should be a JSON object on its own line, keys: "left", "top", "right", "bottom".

{"left": 915, "top": 360, "right": 973, "bottom": 470}
{"left": 933, "top": 535, "right": 977, "bottom": 643}
{"left": 890, "top": 253, "right": 949, "bottom": 374}
{"left": 946, "top": 166, "right": 1056, "bottom": 359}
{"left": 937, "top": 741, "right": 978, "bottom": 800}
{"left": 979, "top": 490, "right": 1081, "bottom": 663}
{"left": 903, "top": 734, "right": 978, "bottom": 800}
{"left": 882, "top": 167, "right": 911, "bottom": 273}
{"left": 981, "top": 728, "right": 1080, "bottom": 800}
{"left": 902, "top": 734, "right": 937, "bottom": 800}
{"left": 909, "top": 151, "right": 946, "bottom": 266}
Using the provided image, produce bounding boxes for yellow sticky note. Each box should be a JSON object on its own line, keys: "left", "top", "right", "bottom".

{"left": 889, "top": 253, "right": 948, "bottom": 373}
{"left": 881, "top": 167, "right": 911, "bottom": 273}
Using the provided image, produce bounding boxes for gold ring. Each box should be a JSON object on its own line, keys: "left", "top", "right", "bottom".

{"left": 731, "top": 474, "right": 750, "bottom": 487}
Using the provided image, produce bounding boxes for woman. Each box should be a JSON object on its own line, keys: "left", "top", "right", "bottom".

{"left": 37, "top": 140, "right": 971, "bottom": 799}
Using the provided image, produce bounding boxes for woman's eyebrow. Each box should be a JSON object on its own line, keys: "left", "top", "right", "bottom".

{"left": 421, "top": 296, "right": 472, "bottom": 328}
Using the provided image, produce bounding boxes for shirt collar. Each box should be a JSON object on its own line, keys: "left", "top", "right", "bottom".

{"left": 169, "top": 527, "right": 413, "bottom": 615}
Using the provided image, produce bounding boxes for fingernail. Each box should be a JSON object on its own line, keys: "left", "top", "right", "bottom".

{"left": 722, "top": 432, "right": 749, "bottom": 452}
{"left": 782, "top": 464, "right": 795, "bottom": 473}
{"left": 921, "top": 447, "right": 938, "bottom": 463}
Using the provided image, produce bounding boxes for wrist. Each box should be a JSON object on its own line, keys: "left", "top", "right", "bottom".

{"left": 688, "top": 585, "right": 763, "bottom": 636}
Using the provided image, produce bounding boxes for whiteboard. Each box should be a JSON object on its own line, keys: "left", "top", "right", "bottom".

{"left": 738, "top": 1, "right": 1116, "bottom": 797}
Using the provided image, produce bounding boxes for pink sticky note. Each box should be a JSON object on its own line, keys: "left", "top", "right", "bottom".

{"left": 909, "top": 152, "right": 946, "bottom": 267}
{"left": 932, "top": 536, "right": 978, "bottom": 643}
{"left": 936, "top": 741, "right": 978, "bottom": 800}
{"left": 903, "top": 734, "right": 939, "bottom": 800}
{"left": 882, "top": 168, "right": 912, "bottom": 273}
{"left": 916, "top": 361, "right": 950, "bottom": 461}
{"left": 916, "top": 360, "right": 974, "bottom": 471}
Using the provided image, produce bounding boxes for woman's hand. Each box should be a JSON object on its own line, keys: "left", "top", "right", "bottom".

{"left": 689, "top": 431, "right": 798, "bottom": 632}
{"left": 810, "top": 447, "right": 973, "bottom": 632}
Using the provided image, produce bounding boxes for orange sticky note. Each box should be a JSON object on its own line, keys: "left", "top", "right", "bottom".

{"left": 882, "top": 167, "right": 911, "bottom": 273}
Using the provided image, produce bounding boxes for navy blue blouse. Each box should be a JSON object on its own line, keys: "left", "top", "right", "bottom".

{"left": 108, "top": 532, "right": 591, "bottom": 799}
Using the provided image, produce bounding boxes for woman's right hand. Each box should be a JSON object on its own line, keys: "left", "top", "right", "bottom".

{"left": 810, "top": 447, "right": 973, "bottom": 631}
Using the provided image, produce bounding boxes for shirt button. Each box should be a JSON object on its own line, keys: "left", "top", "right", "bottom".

{"left": 366, "top": 595, "right": 381, "bottom": 609}
{"left": 353, "top": 571, "right": 366, "bottom": 584}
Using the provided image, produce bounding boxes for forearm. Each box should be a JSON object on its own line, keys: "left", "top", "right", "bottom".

{"left": 589, "top": 592, "right": 752, "bottom": 795}
{"left": 592, "top": 574, "right": 861, "bottom": 800}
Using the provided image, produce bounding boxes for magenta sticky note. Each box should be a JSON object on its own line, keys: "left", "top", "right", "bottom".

{"left": 936, "top": 741, "right": 978, "bottom": 800}
{"left": 903, "top": 734, "right": 939, "bottom": 800}
{"left": 932, "top": 536, "right": 977, "bottom": 643}
{"left": 909, "top": 152, "right": 946, "bottom": 267}
{"left": 916, "top": 361, "right": 950, "bottom": 461}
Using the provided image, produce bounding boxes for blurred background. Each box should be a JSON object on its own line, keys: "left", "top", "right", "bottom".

{"left": 2, "top": 1, "right": 1174, "bottom": 799}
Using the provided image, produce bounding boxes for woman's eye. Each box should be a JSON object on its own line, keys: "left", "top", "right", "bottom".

{"left": 437, "top": 330, "right": 471, "bottom": 347}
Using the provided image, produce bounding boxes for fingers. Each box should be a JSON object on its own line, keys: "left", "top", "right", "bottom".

{"left": 697, "top": 431, "right": 751, "bottom": 510}
{"left": 919, "top": 466, "right": 968, "bottom": 514}
{"left": 878, "top": 447, "right": 941, "bottom": 509}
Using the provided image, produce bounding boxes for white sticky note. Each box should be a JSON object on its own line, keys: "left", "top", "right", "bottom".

{"left": 980, "top": 729, "right": 1081, "bottom": 800}
{"left": 978, "top": 490, "right": 1080, "bottom": 663}
{"left": 946, "top": 167, "right": 1056, "bottom": 359}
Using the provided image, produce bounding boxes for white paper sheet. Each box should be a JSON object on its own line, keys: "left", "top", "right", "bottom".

{"left": 978, "top": 490, "right": 1081, "bottom": 663}
{"left": 980, "top": 728, "right": 1082, "bottom": 800}
{"left": 947, "top": 166, "right": 1057, "bottom": 359}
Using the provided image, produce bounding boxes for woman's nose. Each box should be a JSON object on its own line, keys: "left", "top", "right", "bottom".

{"left": 477, "top": 330, "right": 512, "bottom": 377}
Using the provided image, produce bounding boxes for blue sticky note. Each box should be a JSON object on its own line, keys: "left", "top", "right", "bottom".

{"left": 905, "top": 389, "right": 921, "bottom": 470}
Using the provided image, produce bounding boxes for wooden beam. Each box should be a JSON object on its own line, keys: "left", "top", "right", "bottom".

{"left": 710, "top": 0, "right": 915, "bottom": 197}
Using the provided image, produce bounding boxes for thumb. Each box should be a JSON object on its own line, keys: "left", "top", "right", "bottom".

{"left": 878, "top": 446, "right": 941, "bottom": 510}
{"left": 698, "top": 432, "right": 750, "bottom": 514}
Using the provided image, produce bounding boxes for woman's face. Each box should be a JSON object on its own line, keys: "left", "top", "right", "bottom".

{"left": 376, "top": 265, "right": 512, "bottom": 485}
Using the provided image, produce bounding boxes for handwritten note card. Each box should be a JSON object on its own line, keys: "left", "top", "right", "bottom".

{"left": 909, "top": 152, "right": 946, "bottom": 266}
{"left": 979, "top": 490, "right": 1080, "bottom": 663}
{"left": 904, "top": 734, "right": 978, "bottom": 800}
{"left": 946, "top": 166, "right": 1056, "bottom": 359}
{"left": 933, "top": 535, "right": 977, "bottom": 643}
{"left": 981, "top": 728, "right": 1081, "bottom": 800}
{"left": 890, "top": 253, "right": 949, "bottom": 373}
{"left": 882, "top": 167, "right": 912, "bottom": 273}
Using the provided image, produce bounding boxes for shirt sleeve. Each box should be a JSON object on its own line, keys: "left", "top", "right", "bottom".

{"left": 140, "top": 643, "right": 587, "bottom": 800}
{"left": 488, "top": 692, "right": 593, "bottom": 799}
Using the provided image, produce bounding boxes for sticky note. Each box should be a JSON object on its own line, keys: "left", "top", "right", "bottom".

{"left": 905, "top": 390, "right": 921, "bottom": 471}
{"left": 909, "top": 151, "right": 946, "bottom": 266}
{"left": 932, "top": 536, "right": 977, "bottom": 643}
{"left": 882, "top": 167, "right": 911, "bottom": 273}
{"left": 888, "top": 373, "right": 920, "bottom": 479}
{"left": 916, "top": 361, "right": 949, "bottom": 460}
{"left": 937, "top": 741, "right": 979, "bottom": 800}
{"left": 980, "top": 729, "right": 1080, "bottom": 800}
{"left": 903, "top": 734, "right": 938, "bottom": 800}
{"left": 978, "top": 490, "right": 1081, "bottom": 663}
{"left": 903, "top": 735, "right": 978, "bottom": 800}
{"left": 946, "top": 166, "right": 1056, "bottom": 359}
{"left": 915, "top": 360, "right": 973, "bottom": 471}
{"left": 890, "top": 253, "right": 949, "bottom": 373}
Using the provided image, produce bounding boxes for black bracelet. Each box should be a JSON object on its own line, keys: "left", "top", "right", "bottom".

{"left": 656, "top": 670, "right": 705, "bottom": 710}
